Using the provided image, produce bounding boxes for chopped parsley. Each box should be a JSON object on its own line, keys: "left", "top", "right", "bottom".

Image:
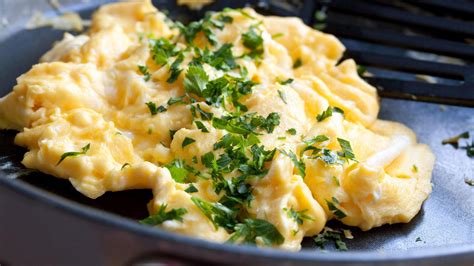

{"left": 283, "top": 207, "right": 314, "bottom": 225}
{"left": 185, "top": 183, "right": 199, "bottom": 193}
{"left": 281, "top": 150, "right": 306, "bottom": 177}
{"left": 167, "top": 96, "right": 186, "bottom": 105}
{"left": 146, "top": 102, "right": 166, "bottom": 115}
{"left": 165, "top": 159, "right": 191, "bottom": 183}
{"left": 212, "top": 112, "right": 280, "bottom": 136}
{"left": 57, "top": 143, "right": 90, "bottom": 166}
{"left": 337, "top": 138, "right": 356, "bottom": 161}
{"left": 416, "top": 237, "right": 422, "bottom": 242}
{"left": 293, "top": 58, "right": 303, "bottom": 69}
{"left": 140, "top": 204, "right": 187, "bottom": 225}
{"left": 167, "top": 53, "right": 184, "bottom": 83}
{"left": 227, "top": 218, "right": 285, "bottom": 246}
{"left": 242, "top": 27, "right": 264, "bottom": 58}
{"left": 121, "top": 163, "right": 131, "bottom": 170}
{"left": 138, "top": 65, "right": 151, "bottom": 81}
{"left": 182, "top": 137, "right": 196, "bottom": 148}
{"left": 465, "top": 141, "right": 474, "bottom": 157}
{"left": 195, "top": 120, "right": 209, "bottom": 133}
{"left": 149, "top": 37, "right": 180, "bottom": 66}
{"left": 191, "top": 197, "right": 237, "bottom": 230}
{"left": 326, "top": 197, "right": 346, "bottom": 219}
{"left": 277, "top": 90, "right": 287, "bottom": 104}
{"left": 271, "top": 33, "right": 284, "bottom": 39}
{"left": 316, "top": 106, "right": 344, "bottom": 122}
{"left": 332, "top": 176, "right": 340, "bottom": 186}
{"left": 278, "top": 78, "right": 293, "bottom": 85}
{"left": 314, "top": 228, "right": 348, "bottom": 251}
{"left": 286, "top": 128, "right": 297, "bottom": 135}
{"left": 412, "top": 164, "right": 418, "bottom": 173}
{"left": 184, "top": 65, "right": 209, "bottom": 97}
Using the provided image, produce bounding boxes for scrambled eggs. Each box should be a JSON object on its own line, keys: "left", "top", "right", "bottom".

{"left": 0, "top": 0, "right": 435, "bottom": 250}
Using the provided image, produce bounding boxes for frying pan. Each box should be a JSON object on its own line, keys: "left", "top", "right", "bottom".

{"left": 0, "top": 0, "right": 473, "bottom": 265}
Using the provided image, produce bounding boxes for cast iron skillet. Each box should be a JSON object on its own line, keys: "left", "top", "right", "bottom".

{"left": 0, "top": 1, "right": 473, "bottom": 265}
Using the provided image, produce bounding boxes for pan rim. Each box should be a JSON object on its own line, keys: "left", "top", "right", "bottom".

{"left": 0, "top": 174, "right": 472, "bottom": 264}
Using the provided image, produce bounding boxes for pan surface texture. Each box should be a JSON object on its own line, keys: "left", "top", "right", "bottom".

{"left": 0, "top": 0, "right": 472, "bottom": 265}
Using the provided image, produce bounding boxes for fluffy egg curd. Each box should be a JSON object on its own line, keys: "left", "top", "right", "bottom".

{"left": 0, "top": 0, "right": 435, "bottom": 251}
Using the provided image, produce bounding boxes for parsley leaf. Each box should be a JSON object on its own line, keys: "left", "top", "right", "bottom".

{"left": 316, "top": 106, "right": 334, "bottom": 122}
{"left": 167, "top": 53, "right": 184, "bottom": 83}
{"left": 281, "top": 150, "right": 305, "bottom": 177}
{"left": 167, "top": 96, "right": 186, "bottom": 105}
{"left": 242, "top": 27, "right": 264, "bottom": 58}
{"left": 121, "top": 163, "right": 130, "bottom": 170}
{"left": 227, "top": 218, "right": 284, "bottom": 246}
{"left": 185, "top": 183, "right": 199, "bottom": 193}
{"left": 149, "top": 37, "right": 180, "bottom": 66}
{"left": 182, "top": 137, "right": 196, "bottom": 148}
{"left": 184, "top": 65, "right": 209, "bottom": 97}
{"left": 278, "top": 78, "right": 293, "bottom": 85}
{"left": 283, "top": 207, "right": 314, "bottom": 225}
{"left": 195, "top": 120, "right": 209, "bottom": 133}
{"left": 57, "top": 143, "right": 90, "bottom": 166}
{"left": 140, "top": 204, "right": 187, "bottom": 225}
{"left": 293, "top": 58, "right": 303, "bottom": 69}
{"left": 165, "top": 159, "right": 189, "bottom": 183}
{"left": 277, "top": 90, "right": 287, "bottom": 104}
{"left": 146, "top": 102, "right": 166, "bottom": 115}
{"left": 191, "top": 197, "right": 238, "bottom": 230}
{"left": 314, "top": 228, "right": 348, "bottom": 251}
{"left": 326, "top": 197, "right": 346, "bottom": 219}
{"left": 286, "top": 128, "right": 297, "bottom": 135}
{"left": 138, "top": 65, "right": 151, "bottom": 81}
{"left": 337, "top": 138, "right": 356, "bottom": 161}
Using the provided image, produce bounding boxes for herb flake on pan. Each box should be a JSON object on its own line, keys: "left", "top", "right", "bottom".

{"left": 57, "top": 143, "right": 90, "bottom": 166}
{"left": 442, "top": 131, "right": 469, "bottom": 148}
{"left": 140, "top": 204, "right": 187, "bottom": 225}
{"left": 314, "top": 228, "right": 348, "bottom": 251}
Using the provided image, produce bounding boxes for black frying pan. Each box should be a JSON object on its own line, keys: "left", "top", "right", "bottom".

{"left": 0, "top": 0, "right": 473, "bottom": 265}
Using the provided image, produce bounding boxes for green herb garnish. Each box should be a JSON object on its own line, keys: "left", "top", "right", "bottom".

{"left": 185, "top": 183, "right": 199, "bottom": 193}
{"left": 314, "top": 228, "right": 348, "bottom": 251}
{"left": 227, "top": 218, "right": 285, "bottom": 246}
{"left": 293, "top": 58, "right": 302, "bottom": 69}
{"left": 326, "top": 197, "right": 346, "bottom": 219}
{"left": 140, "top": 204, "right": 187, "bottom": 225}
{"left": 277, "top": 90, "right": 287, "bottom": 104}
{"left": 146, "top": 102, "right": 166, "bottom": 115}
{"left": 138, "top": 65, "right": 151, "bottom": 81}
{"left": 283, "top": 207, "right": 314, "bottom": 225}
{"left": 182, "top": 137, "right": 196, "bottom": 148}
{"left": 286, "top": 128, "right": 297, "bottom": 135}
{"left": 57, "top": 143, "right": 90, "bottom": 166}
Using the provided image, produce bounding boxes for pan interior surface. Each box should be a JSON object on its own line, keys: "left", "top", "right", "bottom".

{"left": 0, "top": 0, "right": 472, "bottom": 263}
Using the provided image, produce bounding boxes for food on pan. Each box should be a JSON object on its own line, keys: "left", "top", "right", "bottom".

{"left": 0, "top": 0, "right": 435, "bottom": 251}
